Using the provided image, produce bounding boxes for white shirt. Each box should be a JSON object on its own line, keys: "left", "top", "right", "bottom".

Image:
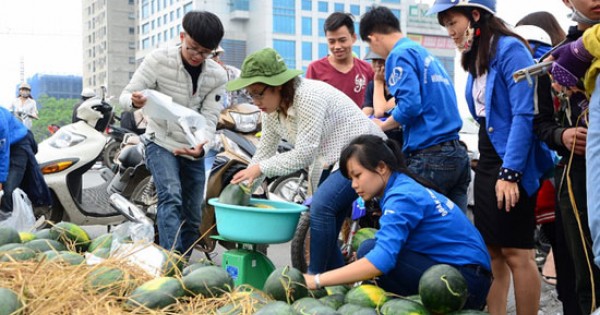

{"left": 9, "top": 97, "right": 38, "bottom": 129}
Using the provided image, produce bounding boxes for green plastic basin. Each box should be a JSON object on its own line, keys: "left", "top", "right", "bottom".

{"left": 208, "top": 198, "right": 307, "bottom": 244}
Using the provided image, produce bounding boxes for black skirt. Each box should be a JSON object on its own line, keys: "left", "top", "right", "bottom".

{"left": 473, "top": 118, "right": 536, "bottom": 249}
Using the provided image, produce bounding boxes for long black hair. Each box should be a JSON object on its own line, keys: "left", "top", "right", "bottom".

{"left": 339, "top": 135, "right": 439, "bottom": 192}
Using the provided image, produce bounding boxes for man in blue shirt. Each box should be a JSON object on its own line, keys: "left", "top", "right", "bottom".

{"left": 359, "top": 6, "right": 470, "bottom": 212}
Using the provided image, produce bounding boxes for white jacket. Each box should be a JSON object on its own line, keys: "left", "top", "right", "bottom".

{"left": 119, "top": 46, "right": 227, "bottom": 159}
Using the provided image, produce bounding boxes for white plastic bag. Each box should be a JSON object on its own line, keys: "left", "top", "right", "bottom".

{"left": 0, "top": 188, "right": 36, "bottom": 231}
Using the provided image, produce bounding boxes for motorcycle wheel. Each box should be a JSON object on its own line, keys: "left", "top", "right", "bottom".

{"left": 34, "top": 191, "right": 65, "bottom": 228}
{"left": 102, "top": 141, "right": 121, "bottom": 172}
{"left": 268, "top": 170, "right": 308, "bottom": 204}
{"left": 290, "top": 212, "right": 353, "bottom": 273}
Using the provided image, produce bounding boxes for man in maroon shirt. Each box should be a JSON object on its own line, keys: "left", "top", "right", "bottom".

{"left": 306, "top": 12, "right": 374, "bottom": 107}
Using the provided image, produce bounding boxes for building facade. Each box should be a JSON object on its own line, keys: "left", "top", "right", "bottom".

{"left": 82, "top": 0, "right": 137, "bottom": 101}
{"left": 82, "top": 0, "right": 455, "bottom": 101}
{"left": 17, "top": 74, "right": 83, "bottom": 100}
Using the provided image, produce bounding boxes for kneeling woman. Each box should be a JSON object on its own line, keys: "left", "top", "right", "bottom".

{"left": 304, "top": 135, "right": 492, "bottom": 310}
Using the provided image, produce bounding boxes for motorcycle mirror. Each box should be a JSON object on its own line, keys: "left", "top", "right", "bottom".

{"left": 100, "top": 86, "right": 107, "bottom": 101}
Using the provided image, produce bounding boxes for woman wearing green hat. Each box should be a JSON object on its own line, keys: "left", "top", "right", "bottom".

{"left": 228, "top": 47, "right": 386, "bottom": 274}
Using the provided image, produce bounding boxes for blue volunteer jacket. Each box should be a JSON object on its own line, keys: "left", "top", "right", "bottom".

{"left": 386, "top": 37, "right": 462, "bottom": 153}
{"left": 465, "top": 35, "right": 553, "bottom": 196}
{"left": 365, "top": 172, "right": 491, "bottom": 274}
{"left": 0, "top": 107, "right": 28, "bottom": 183}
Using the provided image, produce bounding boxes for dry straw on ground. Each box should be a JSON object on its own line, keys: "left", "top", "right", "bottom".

{"left": 0, "top": 257, "right": 264, "bottom": 314}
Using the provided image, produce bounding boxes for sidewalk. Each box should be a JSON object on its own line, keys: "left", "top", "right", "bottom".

{"left": 507, "top": 279, "right": 563, "bottom": 315}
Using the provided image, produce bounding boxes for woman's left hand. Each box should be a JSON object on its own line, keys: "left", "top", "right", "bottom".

{"left": 495, "top": 180, "right": 519, "bottom": 212}
{"left": 230, "top": 164, "right": 262, "bottom": 185}
{"left": 173, "top": 141, "right": 207, "bottom": 158}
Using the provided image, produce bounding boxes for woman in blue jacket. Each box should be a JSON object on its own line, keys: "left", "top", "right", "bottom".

{"left": 429, "top": 1, "right": 554, "bottom": 314}
{"left": 303, "top": 134, "right": 492, "bottom": 311}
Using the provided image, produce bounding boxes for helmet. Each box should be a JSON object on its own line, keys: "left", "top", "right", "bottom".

{"left": 81, "top": 87, "right": 96, "bottom": 98}
{"left": 19, "top": 82, "right": 31, "bottom": 90}
{"left": 513, "top": 25, "right": 552, "bottom": 46}
{"left": 427, "top": 0, "right": 496, "bottom": 16}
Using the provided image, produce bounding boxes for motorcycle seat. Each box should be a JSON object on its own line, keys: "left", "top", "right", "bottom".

{"left": 118, "top": 143, "right": 144, "bottom": 168}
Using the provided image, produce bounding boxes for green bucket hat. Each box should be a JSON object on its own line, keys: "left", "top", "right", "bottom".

{"left": 226, "top": 48, "right": 303, "bottom": 91}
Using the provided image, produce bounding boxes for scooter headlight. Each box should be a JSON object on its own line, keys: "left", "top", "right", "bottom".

{"left": 48, "top": 129, "right": 86, "bottom": 148}
{"left": 229, "top": 111, "right": 260, "bottom": 133}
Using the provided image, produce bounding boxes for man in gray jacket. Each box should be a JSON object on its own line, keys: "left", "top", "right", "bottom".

{"left": 119, "top": 11, "right": 227, "bottom": 256}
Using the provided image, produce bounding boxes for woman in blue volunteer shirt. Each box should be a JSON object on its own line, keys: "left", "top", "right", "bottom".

{"left": 303, "top": 134, "right": 492, "bottom": 311}
{"left": 430, "top": 0, "right": 554, "bottom": 313}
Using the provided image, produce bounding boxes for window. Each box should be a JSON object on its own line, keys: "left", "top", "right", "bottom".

{"left": 164, "top": 30, "right": 168, "bottom": 40}
{"left": 302, "top": 17, "right": 312, "bottom": 36}
{"left": 273, "top": 40, "right": 296, "bottom": 69}
{"left": 141, "top": 0, "right": 149, "bottom": 19}
{"left": 319, "top": 43, "right": 328, "bottom": 57}
{"left": 231, "top": 0, "right": 249, "bottom": 11}
{"left": 381, "top": 0, "right": 400, "bottom": 2}
{"left": 129, "top": 27, "right": 135, "bottom": 35}
{"left": 129, "top": 57, "right": 136, "bottom": 64}
{"left": 177, "top": 8, "right": 181, "bottom": 19}
{"left": 350, "top": 5, "right": 359, "bottom": 16}
{"left": 163, "top": 14, "right": 167, "bottom": 24}
{"left": 273, "top": 0, "right": 295, "bottom": 35}
{"left": 157, "top": 17, "right": 161, "bottom": 27}
{"left": 334, "top": 3, "right": 343, "bottom": 12}
{"left": 142, "top": 38, "right": 150, "bottom": 49}
{"left": 129, "top": 0, "right": 134, "bottom": 4}
{"left": 183, "top": 2, "right": 192, "bottom": 13}
{"left": 170, "top": 11, "right": 174, "bottom": 21}
{"left": 157, "top": 33, "right": 162, "bottom": 43}
{"left": 318, "top": 18, "right": 325, "bottom": 36}
{"left": 301, "top": 0, "right": 311, "bottom": 11}
{"left": 129, "top": 41, "right": 136, "bottom": 49}
{"left": 302, "top": 42, "right": 312, "bottom": 61}
{"left": 142, "top": 23, "right": 150, "bottom": 34}
{"left": 151, "top": 20, "right": 155, "bottom": 30}
{"left": 318, "top": 1, "right": 328, "bottom": 12}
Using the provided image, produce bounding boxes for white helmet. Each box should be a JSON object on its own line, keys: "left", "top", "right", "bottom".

{"left": 514, "top": 25, "right": 552, "bottom": 46}
{"left": 19, "top": 82, "right": 31, "bottom": 90}
{"left": 81, "top": 87, "right": 96, "bottom": 98}
{"left": 76, "top": 98, "right": 104, "bottom": 127}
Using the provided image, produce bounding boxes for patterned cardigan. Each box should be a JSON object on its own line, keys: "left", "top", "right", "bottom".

{"left": 252, "top": 78, "right": 386, "bottom": 192}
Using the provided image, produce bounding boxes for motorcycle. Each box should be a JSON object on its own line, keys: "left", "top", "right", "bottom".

{"left": 35, "top": 87, "right": 132, "bottom": 226}
{"left": 101, "top": 111, "right": 147, "bottom": 171}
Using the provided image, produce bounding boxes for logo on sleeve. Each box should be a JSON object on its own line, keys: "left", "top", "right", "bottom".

{"left": 388, "top": 67, "right": 404, "bottom": 86}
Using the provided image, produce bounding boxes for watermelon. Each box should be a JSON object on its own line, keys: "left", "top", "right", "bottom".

{"left": 182, "top": 265, "right": 233, "bottom": 297}
{"left": 325, "top": 285, "right": 351, "bottom": 296}
{"left": 84, "top": 266, "right": 129, "bottom": 294}
{"left": 292, "top": 297, "right": 323, "bottom": 313}
{"left": 351, "top": 228, "right": 377, "bottom": 252}
{"left": 219, "top": 183, "right": 251, "bottom": 206}
{"left": 87, "top": 233, "right": 113, "bottom": 253}
{"left": 263, "top": 266, "right": 308, "bottom": 303}
{"left": 337, "top": 303, "right": 378, "bottom": 315}
{"left": 181, "top": 259, "right": 214, "bottom": 276}
{"left": 0, "top": 287, "right": 22, "bottom": 315}
{"left": 24, "top": 239, "right": 67, "bottom": 253}
{"left": 254, "top": 301, "right": 298, "bottom": 315}
{"left": 49, "top": 222, "right": 91, "bottom": 252}
{"left": 0, "top": 246, "right": 36, "bottom": 262}
{"left": 309, "top": 287, "right": 328, "bottom": 298}
{"left": 345, "top": 284, "right": 389, "bottom": 309}
{"left": 216, "top": 289, "right": 271, "bottom": 314}
{"left": 380, "top": 298, "right": 430, "bottom": 315}
{"left": 419, "top": 264, "right": 468, "bottom": 314}
{"left": 320, "top": 293, "right": 345, "bottom": 310}
{"left": 33, "top": 228, "right": 54, "bottom": 240}
{"left": 125, "top": 277, "right": 185, "bottom": 309}
{"left": 159, "top": 248, "right": 185, "bottom": 276}
{"left": 19, "top": 232, "right": 37, "bottom": 243}
{"left": 91, "top": 248, "right": 110, "bottom": 259}
{"left": 0, "top": 227, "right": 21, "bottom": 246}
{"left": 45, "top": 251, "right": 85, "bottom": 265}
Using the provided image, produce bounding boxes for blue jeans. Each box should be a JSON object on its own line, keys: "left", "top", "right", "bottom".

{"left": 145, "top": 142, "right": 205, "bottom": 255}
{"left": 407, "top": 141, "right": 470, "bottom": 212}
{"left": 308, "top": 170, "right": 357, "bottom": 274}
{"left": 358, "top": 239, "right": 491, "bottom": 310}
{"left": 589, "top": 76, "right": 600, "bottom": 270}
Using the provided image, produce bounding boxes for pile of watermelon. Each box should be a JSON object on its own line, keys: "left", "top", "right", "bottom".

{"left": 0, "top": 223, "right": 489, "bottom": 314}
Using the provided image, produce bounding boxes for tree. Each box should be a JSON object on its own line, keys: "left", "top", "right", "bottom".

{"left": 30, "top": 96, "right": 77, "bottom": 142}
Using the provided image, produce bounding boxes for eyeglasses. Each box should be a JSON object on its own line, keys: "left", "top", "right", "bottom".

{"left": 248, "top": 85, "right": 270, "bottom": 100}
{"left": 185, "top": 46, "right": 216, "bottom": 59}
